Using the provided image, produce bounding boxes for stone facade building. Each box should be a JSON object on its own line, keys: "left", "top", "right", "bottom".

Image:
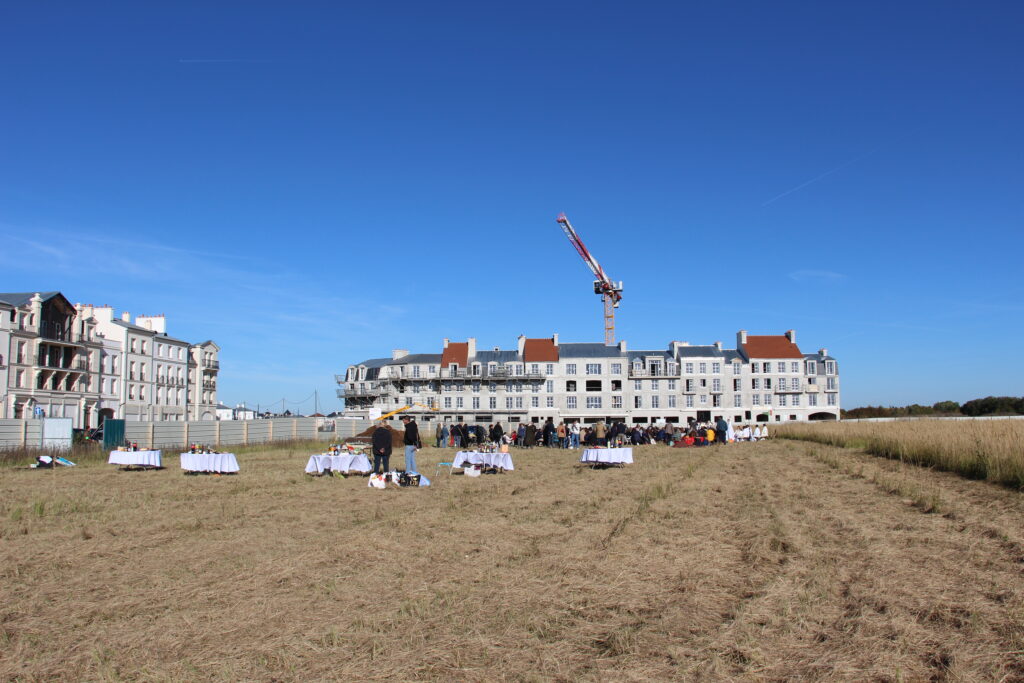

{"left": 337, "top": 330, "right": 840, "bottom": 426}
{"left": 0, "top": 292, "right": 219, "bottom": 427}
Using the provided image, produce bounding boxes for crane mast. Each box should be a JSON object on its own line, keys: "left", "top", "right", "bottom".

{"left": 556, "top": 213, "right": 623, "bottom": 345}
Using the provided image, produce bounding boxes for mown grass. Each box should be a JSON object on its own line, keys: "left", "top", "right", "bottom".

{"left": 776, "top": 419, "right": 1024, "bottom": 489}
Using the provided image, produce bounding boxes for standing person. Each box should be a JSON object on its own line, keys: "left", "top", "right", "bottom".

{"left": 452, "top": 422, "right": 463, "bottom": 449}
{"left": 517, "top": 423, "right": 526, "bottom": 447}
{"left": 595, "top": 420, "right": 607, "bottom": 446}
{"left": 570, "top": 421, "right": 580, "bottom": 449}
{"left": 371, "top": 421, "right": 392, "bottom": 475}
{"left": 525, "top": 422, "right": 537, "bottom": 448}
{"left": 715, "top": 417, "right": 728, "bottom": 446}
{"left": 435, "top": 422, "right": 443, "bottom": 448}
{"left": 401, "top": 415, "right": 421, "bottom": 473}
{"left": 543, "top": 418, "right": 555, "bottom": 447}
{"left": 440, "top": 423, "right": 449, "bottom": 448}
{"left": 493, "top": 421, "right": 504, "bottom": 444}
{"left": 556, "top": 421, "right": 566, "bottom": 448}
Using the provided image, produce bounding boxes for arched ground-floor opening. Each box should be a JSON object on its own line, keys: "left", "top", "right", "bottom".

{"left": 809, "top": 411, "right": 838, "bottom": 421}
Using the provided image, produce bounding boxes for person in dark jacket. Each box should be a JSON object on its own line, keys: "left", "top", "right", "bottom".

{"left": 401, "top": 415, "right": 421, "bottom": 473}
{"left": 525, "top": 423, "right": 537, "bottom": 448}
{"left": 371, "top": 423, "right": 392, "bottom": 474}
{"left": 715, "top": 417, "right": 729, "bottom": 446}
{"left": 542, "top": 418, "right": 555, "bottom": 447}
{"left": 492, "top": 422, "right": 504, "bottom": 444}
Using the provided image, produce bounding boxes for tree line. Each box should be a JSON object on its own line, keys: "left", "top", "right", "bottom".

{"left": 842, "top": 397, "right": 1024, "bottom": 419}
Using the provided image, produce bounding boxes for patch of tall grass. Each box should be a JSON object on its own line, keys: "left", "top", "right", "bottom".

{"left": 776, "top": 420, "right": 1024, "bottom": 489}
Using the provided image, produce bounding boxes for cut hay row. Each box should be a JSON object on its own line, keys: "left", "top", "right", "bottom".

{"left": 775, "top": 419, "right": 1024, "bottom": 488}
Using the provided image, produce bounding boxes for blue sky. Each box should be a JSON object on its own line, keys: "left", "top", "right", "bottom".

{"left": 2, "top": 1, "right": 1022, "bottom": 411}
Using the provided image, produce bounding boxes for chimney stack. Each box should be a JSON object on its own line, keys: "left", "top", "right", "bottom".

{"left": 467, "top": 337, "right": 476, "bottom": 358}
{"left": 714, "top": 341, "right": 722, "bottom": 351}
{"left": 819, "top": 348, "right": 828, "bottom": 357}
{"left": 121, "top": 311, "right": 131, "bottom": 322}
{"left": 618, "top": 339, "right": 627, "bottom": 352}
{"left": 516, "top": 335, "right": 526, "bottom": 355}
{"left": 442, "top": 338, "right": 450, "bottom": 349}
{"left": 785, "top": 329, "right": 796, "bottom": 344}
{"left": 552, "top": 333, "right": 559, "bottom": 347}
{"left": 737, "top": 330, "right": 748, "bottom": 347}
{"left": 392, "top": 349, "right": 408, "bottom": 360}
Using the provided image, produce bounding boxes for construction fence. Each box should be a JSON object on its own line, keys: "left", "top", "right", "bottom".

{"left": 0, "top": 417, "right": 375, "bottom": 450}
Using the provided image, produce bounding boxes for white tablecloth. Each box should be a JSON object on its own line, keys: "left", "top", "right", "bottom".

{"left": 180, "top": 453, "right": 239, "bottom": 473}
{"left": 581, "top": 447, "right": 633, "bottom": 464}
{"left": 453, "top": 451, "right": 515, "bottom": 471}
{"left": 305, "top": 453, "right": 372, "bottom": 474}
{"left": 108, "top": 450, "right": 162, "bottom": 467}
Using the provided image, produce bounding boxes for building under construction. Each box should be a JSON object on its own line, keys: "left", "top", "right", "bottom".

{"left": 337, "top": 330, "right": 840, "bottom": 426}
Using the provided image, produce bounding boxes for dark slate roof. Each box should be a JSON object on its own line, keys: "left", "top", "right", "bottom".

{"left": 392, "top": 353, "right": 442, "bottom": 364}
{"left": 112, "top": 319, "right": 157, "bottom": 334}
{"left": 155, "top": 332, "right": 190, "bottom": 345}
{"left": 354, "top": 357, "right": 391, "bottom": 369}
{"left": 804, "top": 353, "right": 836, "bottom": 361}
{"left": 475, "top": 349, "right": 520, "bottom": 364}
{"left": 676, "top": 345, "right": 724, "bottom": 358}
{"left": 627, "top": 350, "right": 671, "bottom": 361}
{"left": 558, "top": 343, "right": 626, "bottom": 358}
{"left": 0, "top": 291, "right": 62, "bottom": 308}
{"left": 722, "top": 350, "right": 744, "bottom": 363}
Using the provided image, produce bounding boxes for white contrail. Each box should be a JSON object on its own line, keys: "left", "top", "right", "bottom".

{"left": 761, "top": 146, "right": 882, "bottom": 207}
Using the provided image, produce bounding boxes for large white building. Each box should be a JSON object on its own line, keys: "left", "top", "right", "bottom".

{"left": 0, "top": 292, "right": 220, "bottom": 427}
{"left": 338, "top": 330, "right": 840, "bottom": 426}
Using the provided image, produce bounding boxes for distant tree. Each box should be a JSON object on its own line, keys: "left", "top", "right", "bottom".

{"left": 960, "top": 396, "right": 1024, "bottom": 417}
{"left": 932, "top": 400, "right": 960, "bottom": 414}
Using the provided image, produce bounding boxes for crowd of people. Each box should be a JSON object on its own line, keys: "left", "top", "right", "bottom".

{"left": 433, "top": 418, "right": 770, "bottom": 449}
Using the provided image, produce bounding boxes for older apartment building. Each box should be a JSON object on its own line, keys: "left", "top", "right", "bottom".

{"left": 0, "top": 292, "right": 220, "bottom": 427}
{"left": 337, "top": 330, "right": 840, "bottom": 425}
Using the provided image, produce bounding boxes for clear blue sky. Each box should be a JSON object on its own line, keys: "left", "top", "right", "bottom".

{"left": 2, "top": 1, "right": 1022, "bottom": 412}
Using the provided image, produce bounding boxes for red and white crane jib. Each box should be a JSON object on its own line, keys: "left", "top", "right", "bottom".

{"left": 555, "top": 212, "right": 623, "bottom": 306}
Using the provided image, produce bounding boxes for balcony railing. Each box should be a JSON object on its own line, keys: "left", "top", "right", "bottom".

{"left": 628, "top": 367, "right": 678, "bottom": 378}
{"left": 208, "top": 360, "right": 220, "bottom": 369}
{"left": 203, "top": 382, "right": 217, "bottom": 390}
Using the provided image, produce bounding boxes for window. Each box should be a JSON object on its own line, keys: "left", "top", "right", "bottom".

{"left": 532, "top": 383, "right": 540, "bottom": 393}
{"left": 515, "top": 364, "right": 524, "bottom": 375}
{"left": 634, "top": 396, "right": 643, "bottom": 408}
{"left": 531, "top": 397, "right": 539, "bottom": 408}
{"left": 668, "top": 379, "right": 676, "bottom": 391}
{"left": 506, "top": 397, "right": 514, "bottom": 409}
{"left": 733, "top": 394, "right": 742, "bottom": 407}
{"left": 611, "top": 363, "right": 622, "bottom": 375}
{"left": 515, "top": 397, "right": 523, "bottom": 409}
{"left": 130, "top": 339, "right": 136, "bottom": 353}
{"left": 733, "top": 363, "right": 741, "bottom": 375}
{"left": 765, "top": 378, "right": 772, "bottom": 390}
{"left": 792, "top": 394, "right": 800, "bottom": 406}
{"left": 444, "top": 397, "right": 452, "bottom": 408}
{"left": 566, "top": 396, "right": 577, "bottom": 409}
{"left": 712, "top": 395, "right": 721, "bottom": 407}
{"left": 586, "top": 363, "right": 601, "bottom": 375}
{"left": 777, "top": 362, "right": 786, "bottom": 373}
{"left": 429, "top": 365, "right": 437, "bottom": 376}
{"left": 611, "top": 380, "right": 622, "bottom": 391}
{"left": 566, "top": 380, "right": 577, "bottom": 392}
{"left": 699, "top": 362, "right": 707, "bottom": 373}
{"left": 546, "top": 397, "right": 554, "bottom": 408}
{"left": 805, "top": 361, "right": 817, "bottom": 375}
{"left": 546, "top": 380, "right": 554, "bottom": 392}
{"left": 809, "top": 394, "right": 818, "bottom": 406}
{"left": 752, "top": 394, "right": 761, "bottom": 406}
{"left": 141, "top": 341, "right": 147, "bottom": 354}
{"left": 685, "top": 395, "right": 694, "bottom": 408}
{"left": 733, "top": 379, "right": 741, "bottom": 391}
{"left": 825, "top": 361, "right": 836, "bottom": 375}
{"left": 827, "top": 393, "right": 837, "bottom": 406}
{"left": 650, "top": 362, "right": 662, "bottom": 375}
{"left": 531, "top": 363, "right": 539, "bottom": 375}
{"left": 762, "top": 362, "right": 771, "bottom": 373}
{"left": 651, "top": 379, "right": 659, "bottom": 390}
{"left": 456, "top": 397, "right": 464, "bottom": 408}
{"left": 16, "top": 369, "right": 24, "bottom": 388}
{"left": 585, "top": 380, "right": 602, "bottom": 392}
{"left": 633, "top": 379, "right": 642, "bottom": 391}
{"left": 751, "top": 363, "right": 758, "bottom": 374}
{"left": 472, "top": 397, "right": 480, "bottom": 409}
{"left": 612, "top": 396, "right": 623, "bottom": 409}
{"left": 472, "top": 382, "right": 480, "bottom": 393}
{"left": 712, "top": 379, "right": 721, "bottom": 392}
{"left": 668, "top": 395, "right": 676, "bottom": 408}
{"left": 827, "top": 377, "right": 837, "bottom": 391}
{"left": 684, "top": 362, "right": 693, "bottom": 374}
{"left": 412, "top": 366, "right": 420, "bottom": 378}
{"left": 586, "top": 396, "right": 602, "bottom": 409}
{"left": 764, "top": 394, "right": 772, "bottom": 405}
{"left": 546, "top": 363, "right": 554, "bottom": 375}
{"left": 685, "top": 379, "right": 694, "bottom": 392}
{"left": 700, "top": 394, "right": 707, "bottom": 405}
{"left": 489, "top": 382, "right": 497, "bottom": 392}
{"left": 565, "top": 363, "right": 577, "bottom": 375}
{"left": 712, "top": 363, "right": 721, "bottom": 374}
{"left": 489, "top": 397, "right": 497, "bottom": 409}
{"left": 752, "top": 378, "right": 760, "bottom": 390}
{"left": 651, "top": 396, "right": 660, "bottom": 408}
{"left": 791, "top": 362, "right": 800, "bottom": 373}
{"left": 667, "top": 362, "right": 677, "bottom": 375}
{"left": 779, "top": 394, "right": 787, "bottom": 407}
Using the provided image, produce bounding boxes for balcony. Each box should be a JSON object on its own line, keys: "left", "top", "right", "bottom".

{"left": 207, "top": 360, "right": 220, "bottom": 369}
{"left": 628, "top": 367, "right": 678, "bottom": 378}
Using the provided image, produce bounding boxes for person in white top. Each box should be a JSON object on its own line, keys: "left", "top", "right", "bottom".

{"left": 753, "top": 426, "right": 763, "bottom": 441}
{"left": 760, "top": 425, "right": 769, "bottom": 440}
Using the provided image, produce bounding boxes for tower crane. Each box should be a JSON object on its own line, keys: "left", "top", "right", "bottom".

{"left": 555, "top": 212, "right": 623, "bottom": 345}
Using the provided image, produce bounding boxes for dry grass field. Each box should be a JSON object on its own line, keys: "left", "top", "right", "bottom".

{"left": 776, "top": 419, "right": 1024, "bottom": 489}
{"left": 3, "top": 440, "right": 1024, "bottom": 681}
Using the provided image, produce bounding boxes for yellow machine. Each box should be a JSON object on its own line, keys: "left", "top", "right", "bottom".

{"left": 375, "top": 402, "right": 438, "bottom": 422}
